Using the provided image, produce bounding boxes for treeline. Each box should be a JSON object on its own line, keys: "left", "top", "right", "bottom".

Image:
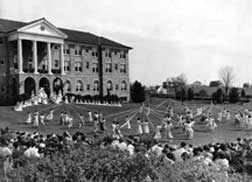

{"left": 153, "top": 87, "right": 249, "bottom": 104}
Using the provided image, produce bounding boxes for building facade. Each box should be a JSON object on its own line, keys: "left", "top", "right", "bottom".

{"left": 0, "top": 18, "right": 132, "bottom": 102}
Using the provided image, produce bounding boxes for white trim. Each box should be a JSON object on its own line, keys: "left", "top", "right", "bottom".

{"left": 17, "top": 18, "right": 67, "bottom": 39}
{"left": 8, "top": 32, "right": 64, "bottom": 44}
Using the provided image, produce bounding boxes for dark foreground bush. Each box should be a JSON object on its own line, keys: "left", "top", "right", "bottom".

{"left": 5, "top": 145, "right": 248, "bottom": 182}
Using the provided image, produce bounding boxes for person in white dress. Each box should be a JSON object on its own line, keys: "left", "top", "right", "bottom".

{"left": 25, "top": 112, "right": 32, "bottom": 124}
{"left": 226, "top": 110, "right": 231, "bottom": 121}
{"left": 88, "top": 111, "right": 93, "bottom": 122}
{"left": 46, "top": 109, "right": 54, "bottom": 121}
{"left": 39, "top": 113, "right": 45, "bottom": 126}
{"left": 59, "top": 112, "right": 64, "bottom": 125}
{"left": 234, "top": 113, "right": 241, "bottom": 127}
{"left": 78, "top": 114, "right": 85, "bottom": 128}
{"left": 67, "top": 116, "right": 73, "bottom": 128}
{"left": 184, "top": 119, "right": 195, "bottom": 139}
{"left": 142, "top": 120, "right": 150, "bottom": 134}
{"left": 154, "top": 125, "right": 162, "bottom": 140}
{"left": 137, "top": 118, "right": 143, "bottom": 135}
{"left": 206, "top": 116, "right": 217, "bottom": 131}
{"left": 164, "top": 120, "right": 173, "bottom": 139}
{"left": 177, "top": 115, "right": 184, "bottom": 127}
{"left": 93, "top": 112, "right": 99, "bottom": 132}
{"left": 33, "top": 112, "right": 39, "bottom": 127}
{"left": 249, "top": 115, "right": 252, "bottom": 130}
{"left": 169, "top": 107, "right": 174, "bottom": 117}
{"left": 222, "top": 109, "right": 227, "bottom": 118}
{"left": 217, "top": 111, "right": 223, "bottom": 122}
{"left": 114, "top": 122, "right": 123, "bottom": 138}
{"left": 239, "top": 113, "right": 245, "bottom": 128}
{"left": 145, "top": 105, "right": 150, "bottom": 116}
{"left": 195, "top": 107, "right": 203, "bottom": 117}
{"left": 112, "top": 121, "right": 117, "bottom": 138}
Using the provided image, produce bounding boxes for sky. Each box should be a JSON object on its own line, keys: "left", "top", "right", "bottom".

{"left": 0, "top": 0, "right": 251, "bottom": 86}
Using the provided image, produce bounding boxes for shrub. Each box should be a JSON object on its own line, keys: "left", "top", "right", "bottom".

{"left": 130, "top": 81, "right": 145, "bottom": 103}
{"left": 229, "top": 87, "right": 240, "bottom": 103}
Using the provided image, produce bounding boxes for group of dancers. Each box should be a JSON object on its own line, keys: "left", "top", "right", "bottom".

{"left": 25, "top": 109, "right": 54, "bottom": 127}
{"left": 233, "top": 109, "right": 252, "bottom": 130}
{"left": 25, "top": 109, "right": 107, "bottom": 132}
{"left": 22, "top": 99, "right": 252, "bottom": 142}
{"left": 14, "top": 88, "right": 64, "bottom": 112}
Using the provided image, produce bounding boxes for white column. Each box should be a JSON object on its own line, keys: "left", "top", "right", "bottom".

{"left": 60, "top": 43, "right": 65, "bottom": 75}
{"left": 47, "top": 42, "right": 52, "bottom": 74}
{"left": 18, "top": 39, "right": 24, "bottom": 74}
{"left": 33, "top": 40, "right": 38, "bottom": 74}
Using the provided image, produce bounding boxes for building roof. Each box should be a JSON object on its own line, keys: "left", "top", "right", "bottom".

{"left": 0, "top": 18, "right": 132, "bottom": 49}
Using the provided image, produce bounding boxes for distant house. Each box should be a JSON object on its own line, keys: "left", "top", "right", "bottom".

{"left": 156, "top": 86, "right": 168, "bottom": 95}
{"left": 243, "top": 88, "right": 252, "bottom": 97}
{"left": 191, "top": 81, "right": 202, "bottom": 87}
{"left": 191, "top": 86, "right": 218, "bottom": 98}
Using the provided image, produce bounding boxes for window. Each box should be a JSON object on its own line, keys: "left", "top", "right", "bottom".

{"left": 76, "top": 80, "right": 83, "bottom": 92}
{"left": 0, "top": 59, "right": 4, "bottom": 65}
{"left": 0, "top": 37, "right": 3, "bottom": 44}
{"left": 115, "top": 64, "right": 118, "bottom": 70}
{"left": 54, "top": 45, "right": 58, "bottom": 50}
{"left": 92, "top": 63, "right": 99, "bottom": 72}
{"left": 120, "top": 64, "right": 126, "bottom": 73}
{"left": 28, "top": 63, "right": 32, "bottom": 70}
{"left": 75, "top": 49, "right": 78, "bottom": 55}
{"left": 120, "top": 52, "right": 127, "bottom": 58}
{"left": 87, "top": 84, "right": 90, "bottom": 91}
{"left": 75, "top": 62, "right": 82, "bottom": 72}
{"left": 78, "top": 50, "right": 82, "bottom": 55}
{"left": 92, "top": 52, "right": 95, "bottom": 56}
{"left": 86, "top": 62, "right": 89, "bottom": 69}
{"left": 114, "top": 51, "right": 117, "bottom": 55}
{"left": 65, "top": 81, "right": 71, "bottom": 92}
{"left": 64, "top": 45, "right": 70, "bottom": 55}
{"left": 66, "top": 49, "right": 70, "bottom": 54}
{"left": 107, "top": 81, "right": 113, "bottom": 91}
{"left": 54, "top": 60, "right": 59, "bottom": 67}
{"left": 115, "top": 84, "right": 119, "bottom": 90}
{"left": 105, "top": 63, "right": 112, "bottom": 73}
{"left": 121, "top": 81, "right": 127, "bottom": 91}
{"left": 64, "top": 61, "right": 70, "bottom": 71}
{"left": 93, "top": 80, "right": 99, "bottom": 91}
{"left": 105, "top": 52, "right": 111, "bottom": 58}
{"left": 86, "top": 49, "right": 89, "bottom": 53}
{"left": 42, "top": 64, "right": 46, "bottom": 70}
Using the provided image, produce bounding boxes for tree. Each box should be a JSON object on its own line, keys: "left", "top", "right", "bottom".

{"left": 243, "top": 83, "right": 251, "bottom": 88}
{"left": 209, "top": 80, "right": 222, "bottom": 87}
{"left": 130, "top": 81, "right": 145, "bottom": 103}
{"left": 229, "top": 87, "right": 240, "bottom": 103}
{"left": 199, "top": 89, "right": 208, "bottom": 98}
{"left": 187, "top": 88, "right": 194, "bottom": 100}
{"left": 212, "top": 88, "right": 224, "bottom": 104}
{"left": 241, "top": 89, "right": 246, "bottom": 98}
{"left": 219, "top": 66, "right": 235, "bottom": 95}
{"left": 172, "top": 74, "right": 187, "bottom": 102}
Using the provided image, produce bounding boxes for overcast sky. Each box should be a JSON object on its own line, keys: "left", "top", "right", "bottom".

{"left": 1, "top": 0, "right": 251, "bottom": 86}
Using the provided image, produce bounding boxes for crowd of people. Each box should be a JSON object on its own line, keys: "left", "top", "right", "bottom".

{"left": 8, "top": 97, "right": 252, "bottom": 179}
{"left": 14, "top": 87, "right": 122, "bottom": 113}
{"left": 0, "top": 124, "right": 251, "bottom": 177}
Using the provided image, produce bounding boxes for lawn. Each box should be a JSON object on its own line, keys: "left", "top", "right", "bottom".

{"left": 0, "top": 97, "right": 252, "bottom": 146}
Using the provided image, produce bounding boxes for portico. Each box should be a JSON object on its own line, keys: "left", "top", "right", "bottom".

{"left": 8, "top": 18, "right": 67, "bottom": 75}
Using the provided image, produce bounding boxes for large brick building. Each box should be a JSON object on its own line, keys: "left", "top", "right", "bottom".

{"left": 0, "top": 18, "right": 132, "bottom": 102}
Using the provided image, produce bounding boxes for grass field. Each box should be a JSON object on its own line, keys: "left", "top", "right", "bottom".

{"left": 0, "top": 97, "right": 252, "bottom": 146}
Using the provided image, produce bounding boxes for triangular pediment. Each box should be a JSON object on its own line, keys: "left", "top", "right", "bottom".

{"left": 17, "top": 18, "right": 67, "bottom": 39}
